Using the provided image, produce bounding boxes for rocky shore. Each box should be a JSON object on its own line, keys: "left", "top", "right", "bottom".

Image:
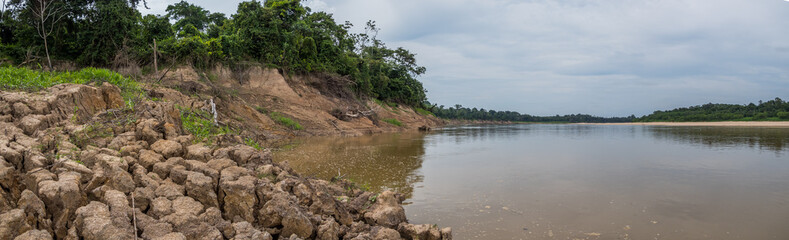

{"left": 0, "top": 83, "right": 451, "bottom": 240}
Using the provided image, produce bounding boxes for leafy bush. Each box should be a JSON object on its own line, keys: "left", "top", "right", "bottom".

{"left": 382, "top": 118, "right": 402, "bottom": 126}
{"left": 159, "top": 36, "right": 224, "bottom": 69}
{"left": 179, "top": 107, "right": 232, "bottom": 143}
{"left": 270, "top": 112, "right": 303, "bottom": 130}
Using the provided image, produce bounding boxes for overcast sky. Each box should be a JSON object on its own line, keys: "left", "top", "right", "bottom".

{"left": 140, "top": 0, "right": 789, "bottom": 117}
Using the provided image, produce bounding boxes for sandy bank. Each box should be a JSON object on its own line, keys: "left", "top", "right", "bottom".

{"left": 576, "top": 121, "right": 789, "bottom": 127}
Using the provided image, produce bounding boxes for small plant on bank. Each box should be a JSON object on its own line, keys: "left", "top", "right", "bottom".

{"left": 257, "top": 173, "right": 275, "bottom": 181}
{"left": 179, "top": 107, "right": 233, "bottom": 143}
{"left": 270, "top": 112, "right": 303, "bottom": 130}
{"left": 255, "top": 106, "right": 269, "bottom": 114}
{"left": 382, "top": 118, "right": 403, "bottom": 127}
{"left": 245, "top": 137, "right": 262, "bottom": 150}
{"left": 386, "top": 102, "right": 398, "bottom": 108}
{"left": 69, "top": 123, "right": 114, "bottom": 148}
{"left": 368, "top": 193, "right": 380, "bottom": 203}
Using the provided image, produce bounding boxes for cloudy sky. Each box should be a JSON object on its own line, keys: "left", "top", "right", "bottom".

{"left": 140, "top": 0, "right": 789, "bottom": 116}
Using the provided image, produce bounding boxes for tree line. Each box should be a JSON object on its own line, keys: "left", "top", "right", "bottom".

{"left": 636, "top": 97, "right": 789, "bottom": 122}
{"left": 425, "top": 104, "right": 636, "bottom": 123}
{"left": 427, "top": 97, "right": 789, "bottom": 123}
{"left": 0, "top": 0, "right": 428, "bottom": 106}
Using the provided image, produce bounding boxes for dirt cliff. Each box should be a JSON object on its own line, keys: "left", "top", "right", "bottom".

{"left": 153, "top": 65, "right": 443, "bottom": 144}
{"left": 0, "top": 68, "right": 450, "bottom": 239}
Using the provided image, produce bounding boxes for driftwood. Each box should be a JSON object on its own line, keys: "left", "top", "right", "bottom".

{"left": 331, "top": 108, "right": 375, "bottom": 121}
{"left": 344, "top": 110, "right": 375, "bottom": 118}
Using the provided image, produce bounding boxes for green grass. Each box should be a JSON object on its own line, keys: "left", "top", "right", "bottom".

{"left": 415, "top": 107, "right": 434, "bottom": 116}
{"left": 382, "top": 118, "right": 403, "bottom": 127}
{"left": 270, "top": 112, "right": 303, "bottom": 130}
{"left": 0, "top": 66, "right": 143, "bottom": 108}
{"left": 179, "top": 107, "right": 233, "bottom": 143}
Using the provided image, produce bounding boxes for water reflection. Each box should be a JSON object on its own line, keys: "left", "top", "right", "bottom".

{"left": 647, "top": 126, "right": 789, "bottom": 152}
{"left": 276, "top": 124, "right": 789, "bottom": 239}
{"left": 274, "top": 132, "right": 427, "bottom": 199}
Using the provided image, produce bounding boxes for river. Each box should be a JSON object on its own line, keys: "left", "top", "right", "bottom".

{"left": 274, "top": 124, "right": 789, "bottom": 239}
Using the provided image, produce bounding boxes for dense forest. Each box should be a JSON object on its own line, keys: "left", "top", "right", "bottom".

{"left": 428, "top": 97, "right": 789, "bottom": 123}
{"left": 636, "top": 97, "right": 789, "bottom": 122}
{"left": 0, "top": 0, "right": 428, "bottom": 106}
{"left": 426, "top": 104, "right": 636, "bottom": 123}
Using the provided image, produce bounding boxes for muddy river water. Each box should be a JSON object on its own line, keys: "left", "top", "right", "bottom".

{"left": 274, "top": 124, "right": 789, "bottom": 239}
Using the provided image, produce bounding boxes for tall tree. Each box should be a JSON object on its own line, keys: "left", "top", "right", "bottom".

{"left": 166, "top": 0, "right": 210, "bottom": 32}
{"left": 29, "top": 0, "right": 66, "bottom": 69}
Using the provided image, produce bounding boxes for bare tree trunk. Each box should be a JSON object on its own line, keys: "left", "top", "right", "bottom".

{"left": 43, "top": 35, "right": 52, "bottom": 70}
{"left": 153, "top": 38, "right": 158, "bottom": 74}
{"left": 30, "top": 0, "right": 66, "bottom": 71}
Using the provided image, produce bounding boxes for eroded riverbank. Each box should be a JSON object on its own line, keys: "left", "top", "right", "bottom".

{"left": 0, "top": 84, "right": 451, "bottom": 240}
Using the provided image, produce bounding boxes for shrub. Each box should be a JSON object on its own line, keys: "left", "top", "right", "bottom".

{"left": 179, "top": 107, "right": 232, "bottom": 143}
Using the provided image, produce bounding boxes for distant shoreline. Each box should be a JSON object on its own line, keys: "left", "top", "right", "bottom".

{"left": 575, "top": 121, "right": 789, "bottom": 127}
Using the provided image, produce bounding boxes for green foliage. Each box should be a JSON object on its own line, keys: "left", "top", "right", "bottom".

{"left": 269, "top": 112, "right": 303, "bottom": 130}
{"left": 368, "top": 193, "right": 380, "bottom": 203}
{"left": 0, "top": 66, "right": 142, "bottom": 105}
{"left": 179, "top": 107, "right": 232, "bottom": 143}
{"left": 75, "top": 0, "right": 142, "bottom": 66}
{"left": 167, "top": 1, "right": 211, "bottom": 32}
{"left": 245, "top": 138, "right": 263, "bottom": 150}
{"left": 159, "top": 35, "right": 223, "bottom": 68}
{"left": 255, "top": 106, "right": 269, "bottom": 114}
{"left": 0, "top": 0, "right": 430, "bottom": 107}
{"left": 140, "top": 14, "right": 175, "bottom": 43}
{"left": 382, "top": 118, "right": 403, "bottom": 126}
{"left": 636, "top": 98, "right": 789, "bottom": 122}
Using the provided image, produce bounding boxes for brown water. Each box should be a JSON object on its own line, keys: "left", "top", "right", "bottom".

{"left": 274, "top": 124, "right": 789, "bottom": 240}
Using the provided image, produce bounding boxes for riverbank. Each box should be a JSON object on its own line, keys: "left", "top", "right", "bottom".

{"left": 576, "top": 121, "right": 789, "bottom": 127}
{"left": 0, "top": 82, "right": 451, "bottom": 239}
